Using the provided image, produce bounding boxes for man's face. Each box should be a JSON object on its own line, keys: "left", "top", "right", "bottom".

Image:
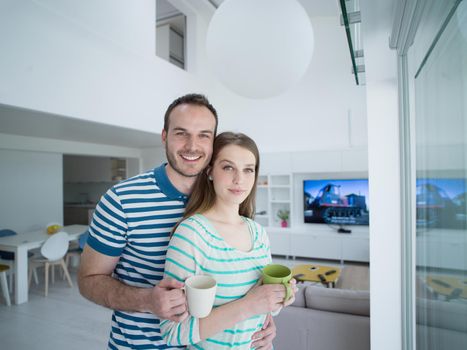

{"left": 162, "top": 104, "right": 216, "bottom": 178}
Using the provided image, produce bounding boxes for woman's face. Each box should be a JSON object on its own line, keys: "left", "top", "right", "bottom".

{"left": 209, "top": 144, "right": 256, "bottom": 207}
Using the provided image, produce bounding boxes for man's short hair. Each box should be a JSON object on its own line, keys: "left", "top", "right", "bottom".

{"left": 164, "top": 93, "right": 218, "bottom": 135}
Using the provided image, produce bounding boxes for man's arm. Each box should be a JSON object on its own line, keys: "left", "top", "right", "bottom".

{"left": 78, "top": 245, "right": 188, "bottom": 321}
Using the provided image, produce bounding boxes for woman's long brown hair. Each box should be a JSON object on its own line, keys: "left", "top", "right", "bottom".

{"left": 172, "top": 132, "right": 260, "bottom": 234}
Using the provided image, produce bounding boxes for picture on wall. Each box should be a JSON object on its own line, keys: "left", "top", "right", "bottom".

{"left": 303, "top": 179, "right": 370, "bottom": 225}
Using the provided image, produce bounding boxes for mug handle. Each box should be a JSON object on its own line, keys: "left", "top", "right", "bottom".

{"left": 282, "top": 280, "right": 292, "bottom": 301}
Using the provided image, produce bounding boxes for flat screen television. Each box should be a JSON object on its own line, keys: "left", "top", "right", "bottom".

{"left": 416, "top": 178, "right": 466, "bottom": 229}
{"left": 304, "top": 179, "right": 370, "bottom": 226}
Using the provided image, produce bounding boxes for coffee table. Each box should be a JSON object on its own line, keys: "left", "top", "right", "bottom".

{"left": 292, "top": 264, "right": 341, "bottom": 288}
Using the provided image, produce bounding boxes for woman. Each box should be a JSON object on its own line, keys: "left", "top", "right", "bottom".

{"left": 160, "top": 132, "right": 296, "bottom": 349}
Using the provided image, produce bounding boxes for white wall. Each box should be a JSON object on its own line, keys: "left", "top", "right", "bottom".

{"left": 34, "top": 0, "right": 156, "bottom": 56}
{"left": 0, "top": 133, "right": 143, "bottom": 232}
{"left": 140, "top": 146, "right": 167, "bottom": 172}
{"left": 156, "top": 25, "right": 171, "bottom": 61}
{"left": 0, "top": 149, "right": 63, "bottom": 233}
{"left": 0, "top": 0, "right": 201, "bottom": 134}
{"left": 0, "top": 0, "right": 367, "bottom": 155}
{"left": 361, "top": 0, "right": 401, "bottom": 349}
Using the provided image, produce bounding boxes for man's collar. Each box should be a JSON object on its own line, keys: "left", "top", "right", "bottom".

{"left": 154, "top": 163, "right": 188, "bottom": 202}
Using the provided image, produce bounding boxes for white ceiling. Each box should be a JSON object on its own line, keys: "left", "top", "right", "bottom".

{"left": 299, "top": 0, "right": 340, "bottom": 18}
{"left": 0, "top": 104, "right": 162, "bottom": 148}
{"left": 156, "top": 0, "right": 181, "bottom": 20}
{"left": 156, "top": 0, "right": 186, "bottom": 36}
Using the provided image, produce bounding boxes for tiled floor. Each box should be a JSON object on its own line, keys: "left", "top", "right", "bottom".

{"left": 0, "top": 257, "right": 368, "bottom": 350}
{"left": 0, "top": 267, "right": 111, "bottom": 350}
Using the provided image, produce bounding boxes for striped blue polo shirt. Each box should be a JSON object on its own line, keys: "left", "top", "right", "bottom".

{"left": 87, "top": 164, "right": 188, "bottom": 350}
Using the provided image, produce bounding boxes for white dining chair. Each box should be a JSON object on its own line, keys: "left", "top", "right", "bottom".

{"left": 64, "top": 232, "right": 88, "bottom": 270}
{"left": 0, "top": 264, "right": 11, "bottom": 306}
{"left": 28, "top": 231, "right": 73, "bottom": 296}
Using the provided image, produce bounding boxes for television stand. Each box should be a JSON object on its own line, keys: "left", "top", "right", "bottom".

{"left": 337, "top": 227, "right": 352, "bottom": 234}
{"left": 267, "top": 227, "right": 369, "bottom": 263}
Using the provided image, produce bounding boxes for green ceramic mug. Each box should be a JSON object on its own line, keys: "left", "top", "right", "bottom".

{"left": 262, "top": 264, "right": 292, "bottom": 301}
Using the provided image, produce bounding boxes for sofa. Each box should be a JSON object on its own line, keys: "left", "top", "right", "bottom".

{"left": 273, "top": 272, "right": 467, "bottom": 350}
{"left": 273, "top": 283, "right": 370, "bottom": 350}
{"left": 415, "top": 297, "right": 467, "bottom": 349}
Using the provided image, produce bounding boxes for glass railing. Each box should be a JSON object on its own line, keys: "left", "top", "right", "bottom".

{"left": 339, "top": 0, "right": 365, "bottom": 85}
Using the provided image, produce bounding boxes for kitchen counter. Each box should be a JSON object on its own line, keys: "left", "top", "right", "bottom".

{"left": 64, "top": 203, "right": 96, "bottom": 209}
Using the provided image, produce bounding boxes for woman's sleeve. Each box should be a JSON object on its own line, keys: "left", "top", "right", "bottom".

{"left": 160, "top": 221, "right": 203, "bottom": 346}
{"left": 258, "top": 223, "right": 272, "bottom": 264}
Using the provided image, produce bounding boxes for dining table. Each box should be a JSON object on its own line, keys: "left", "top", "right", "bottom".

{"left": 0, "top": 224, "right": 88, "bottom": 304}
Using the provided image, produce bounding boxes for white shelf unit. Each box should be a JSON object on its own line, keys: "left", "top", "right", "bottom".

{"left": 255, "top": 174, "right": 293, "bottom": 228}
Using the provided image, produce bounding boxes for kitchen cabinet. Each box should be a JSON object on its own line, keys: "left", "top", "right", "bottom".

{"left": 64, "top": 205, "right": 95, "bottom": 225}
{"left": 64, "top": 155, "right": 127, "bottom": 183}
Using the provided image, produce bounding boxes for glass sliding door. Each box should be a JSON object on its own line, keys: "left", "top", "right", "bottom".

{"left": 413, "top": 1, "right": 467, "bottom": 349}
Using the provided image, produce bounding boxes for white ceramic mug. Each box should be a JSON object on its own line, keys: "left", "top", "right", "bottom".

{"left": 184, "top": 275, "right": 217, "bottom": 318}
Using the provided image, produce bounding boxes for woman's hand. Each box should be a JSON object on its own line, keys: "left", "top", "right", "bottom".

{"left": 283, "top": 278, "right": 298, "bottom": 307}
{"left": 244, "top": 279, "right": 286, "bottom": 315}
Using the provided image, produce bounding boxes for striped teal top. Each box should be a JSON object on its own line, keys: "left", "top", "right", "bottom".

{"left": 87, "top": 164, "right": 187, "bottom": 350}
{"left": 160, "top": 214, "right": 272, "bottom": 349}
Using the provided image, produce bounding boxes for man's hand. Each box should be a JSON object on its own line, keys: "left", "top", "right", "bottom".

{"left": 149, "top": 278, "right": 188, "bottom": 322}
{"left": 251, "top": 314, "right": 276, "bottom": 349}
{"left": 78, "top": 247, "right": 188, "bottom": 318}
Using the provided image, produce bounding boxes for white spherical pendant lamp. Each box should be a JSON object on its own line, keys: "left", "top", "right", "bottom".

{"left": 206, "top": 0, "right": 314, "bottom": 99}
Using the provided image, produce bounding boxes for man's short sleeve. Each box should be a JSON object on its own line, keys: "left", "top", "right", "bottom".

{"left": 86, "top": 187, "right": 128, "bottom": 256}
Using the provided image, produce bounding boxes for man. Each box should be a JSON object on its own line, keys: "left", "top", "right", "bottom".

{"left": 78, "top": 94, "right": 276, "bottom": 350}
